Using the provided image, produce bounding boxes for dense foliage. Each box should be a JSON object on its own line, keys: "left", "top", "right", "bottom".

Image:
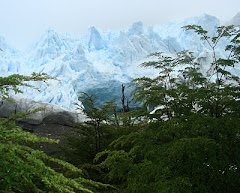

{"left": 61, "top": 92, "right": 139, "bottom": 182}
{"left": 91, "top": 25, "right": 240, "bottom": 192}
{"left": 0, "top": 73, "right": 109, "bottom": 192}
{"left": 61, "top": 93, "right": 119, "bottom": 166}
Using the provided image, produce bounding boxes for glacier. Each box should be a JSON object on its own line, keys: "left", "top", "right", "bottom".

{"left": 0, "top": 14, "right": 237, "bottom": 111}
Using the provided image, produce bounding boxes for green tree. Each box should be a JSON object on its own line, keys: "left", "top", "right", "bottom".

{"left": 62, "top": 93, "right": 120, "bottom": 166}
{"left": 0, "top": 73, "right": 109, "bottom": 192}
{"left": 95, "top": 25, "right": 240, "bottom": 193}
{"left": 61, "top": 92, "right": 141, "bottom": 190}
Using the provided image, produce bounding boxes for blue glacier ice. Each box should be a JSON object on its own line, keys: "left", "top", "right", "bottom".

{"left": 0, "top": 14, "right": 238, "bottom": 111}
{"left": 87, "top": 27, "right": 105, "bottom": 51}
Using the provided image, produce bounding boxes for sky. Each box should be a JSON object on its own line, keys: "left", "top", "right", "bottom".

{"left": 0, "top": 0, "right": 239, "bottom": 50}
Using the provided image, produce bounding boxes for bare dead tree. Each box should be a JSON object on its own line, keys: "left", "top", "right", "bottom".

{"left": 121, "top": 84, "right": 130, "bottom": 113}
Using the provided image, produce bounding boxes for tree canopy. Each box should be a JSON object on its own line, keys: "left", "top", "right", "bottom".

{"left": 93, "top": 25, "right": 240, "bottom": 192}
{"left": 0, "top": 73, "right": 109, "bottom": 192}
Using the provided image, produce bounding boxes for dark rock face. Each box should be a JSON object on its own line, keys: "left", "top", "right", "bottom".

{"left": 16, "top": 112, "right": 75, "bottom": 135}
{"left": 0, "top": 100, "right": 17, "bottom": 117}
{"left": 17, "top": 117, "right": 74, "bottom": 156}
{"left": 0, "top": 97, "right": 86, "bottom": 155}
{"left": 42, "top": 112, "right": 75, "bottom": 126}
{"left": 0, "top": 97, "right": 85, "bottom": 124}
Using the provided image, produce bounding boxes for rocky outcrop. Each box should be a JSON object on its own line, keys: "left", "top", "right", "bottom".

{"left": 0, "top": 97, "right": 85, "bottom": 124}
{"left": 0, "top": 97, "right": 86, "bottom": 155}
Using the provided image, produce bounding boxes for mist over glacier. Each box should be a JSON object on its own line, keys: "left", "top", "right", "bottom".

{"left": 0, "top": 14, "right": 236, "bottom": 111}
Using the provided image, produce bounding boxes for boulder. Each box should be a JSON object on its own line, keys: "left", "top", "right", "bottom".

{"left": 0, "top": 97, "right": 86, "bottom": 155}
{"left": 0, "top": 97, "right": 85, "bottom": 125}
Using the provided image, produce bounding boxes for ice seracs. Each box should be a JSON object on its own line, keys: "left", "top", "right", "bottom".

{"left": 229, "top": 12, "right": 240, "bottom": 26}
{"left": 0, "top": 14, "right": 235, "bottom": 111}
{"left": 87, "top": 26, "right": 105, "bottom": 51}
